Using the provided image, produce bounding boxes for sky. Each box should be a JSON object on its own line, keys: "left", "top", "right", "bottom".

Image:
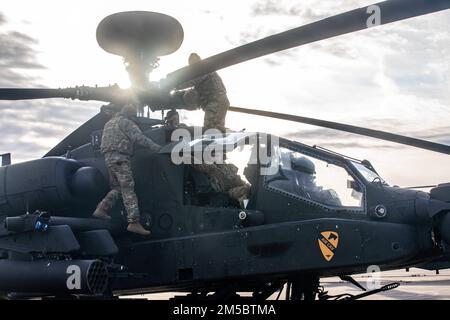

{"left": 0, "top": 0, "right": 449, "bottom": 188}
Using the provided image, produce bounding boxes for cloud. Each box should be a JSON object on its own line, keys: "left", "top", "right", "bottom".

{"left": 285, "top": 127, "right": 399, "bottom": 150}
{"left": 222, "top": 0, "right": 450, "bottom": 171}
{"left": 410, "top": 126, "right": 450, "bottom": 145}
{"left": 281, "top": 115, "right": 450, "bottom": 151}
{"left": 250, "top": 0, "right": 328, "bottom": 20}
{"left": 0, "top": 11, "right": 100, "bottom": 162}
{"left": 227, "top": 0, "right": 374, "bottom": 63}
{"left": 228, "top": 0, "right": 450, "bottom": 89}
{"left": 249, "top": 0, "right": 376, "bottom": 22}
{"left": 0, "top": 12, "right": 45, "bottom": 86}
{"left": 309, "top": 42, "right": 356, "bottom": 59}
{"left": 227, "top": 0, "right": 330, "bottom": 46}
{"left": 0, "top": 30, "right": 45, "bottom": 70}
{"left": 0, "top": 99, "right": 100, "bottom": 161}
{"left": 0, "top": 12, "right": 6, "bottom": 25}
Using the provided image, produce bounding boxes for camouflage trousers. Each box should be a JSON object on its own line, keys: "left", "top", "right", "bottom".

{"left": 203, "top": 96, "right": 230, "bottom": 133}
{"left": 194, "top": 163, "right": 251, "bottom": 208}
{"left": 95, "top": 159, "right": 140, "bottom": 223}
{"left": 228, "top": 185, "right": 251, "bottom": 208}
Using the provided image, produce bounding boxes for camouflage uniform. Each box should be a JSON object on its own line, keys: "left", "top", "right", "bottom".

{"left": 95, "top": 112, "right": 161, "bottom": 223}
{"left": 194, "top": 163, "right": 250, "bottom": 207}
{"left": 178, "top": 72, "right": 229, "bottom": 133}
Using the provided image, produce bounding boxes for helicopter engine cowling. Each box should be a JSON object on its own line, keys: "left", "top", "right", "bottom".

{"left": 0, "top": 157, "right": 108, "bottom": 216}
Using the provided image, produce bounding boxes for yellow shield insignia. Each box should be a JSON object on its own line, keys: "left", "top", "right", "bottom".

{"left": 318, "top": 231, "right": 339, "bottom": 261}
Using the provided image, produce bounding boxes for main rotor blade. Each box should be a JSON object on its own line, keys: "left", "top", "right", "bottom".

{"left": 229, "top": 106, "right": 450, "bottom": 155}
{"left": 0, "top": 88, "right": 71, "bottom": 100}
{"left": 162, "top": 0, "right": 450, "bottom": 89}
{"left": 0, "top": 86, "right": 127, "bottom": 103}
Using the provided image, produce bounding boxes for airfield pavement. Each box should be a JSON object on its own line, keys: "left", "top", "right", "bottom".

{"left": 121, "top": 268, "right": 450, "bottom": 300}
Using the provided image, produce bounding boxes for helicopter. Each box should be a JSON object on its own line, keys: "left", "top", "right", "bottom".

{"left": 0, "top": 0, "right": 450, "bottom": 300}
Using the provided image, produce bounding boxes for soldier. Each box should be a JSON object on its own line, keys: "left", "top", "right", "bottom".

{"left": 164, "top": 109, "right": 180, "bottom": 127}
{"left": 93, "top": 103, "right": 162, "bottom": 235}
{"left": 291, "top": 156, "right": 341, "bottom": 206}
{"left": 176, "top": 53, "right": 230, "bottom": 133}
{"left": 194, "top": 162, "right": 251, "bottom": 208}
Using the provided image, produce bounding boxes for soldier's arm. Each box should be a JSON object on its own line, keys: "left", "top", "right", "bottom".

{"left": 176, "top": 74, "right": 208, "bottom": 90}
{"left": 121, "top": 119, "right": 162, "bottom": 152}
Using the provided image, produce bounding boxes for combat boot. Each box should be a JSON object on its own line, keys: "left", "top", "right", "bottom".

{"left": 92, "top": 209, "right": 111, "bottom": 220}
{"left": 238, "top": 196, "right": 247, "bottom": 208}
{"left": 127, "top": 222, "right": 151, "bottom": 236}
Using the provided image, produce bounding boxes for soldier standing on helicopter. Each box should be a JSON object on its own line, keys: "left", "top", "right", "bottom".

{"left": 93, "top": 103, "right": 161, "bottom": 235}
{"left": 175, "top": 53, "right": 230, "bottom": 133}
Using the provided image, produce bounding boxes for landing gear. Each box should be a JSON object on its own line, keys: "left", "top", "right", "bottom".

{"left": 284, "top": 276, "right": 320, "bottom": 301}
{"left": 171, "top": 276, "right": 400, "bottom": 301}
{"left": 253, "top": 281, "right": 285, "bottom": 301}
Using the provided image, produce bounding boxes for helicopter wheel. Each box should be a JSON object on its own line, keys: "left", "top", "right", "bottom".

{"left": 286, "top": 276, "right": 320, "bottom": 301}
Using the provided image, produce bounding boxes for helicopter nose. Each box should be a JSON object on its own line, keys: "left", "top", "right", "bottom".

{"left": 429, "top": 184, "right": 450, "bottom": 244}
{"left": 415, "top": 196, "right": 450, "bottom": 244}
{"left": 438, "top": 213, "right": 450, "bottom": 245}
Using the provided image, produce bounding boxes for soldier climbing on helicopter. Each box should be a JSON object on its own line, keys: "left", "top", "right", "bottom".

{"left": 93, "top": 103, "right": 162, "bottom": 235}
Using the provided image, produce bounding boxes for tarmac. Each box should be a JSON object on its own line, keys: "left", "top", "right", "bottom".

{"left": 121, "top": 268, "right": 450, "bottom": 300}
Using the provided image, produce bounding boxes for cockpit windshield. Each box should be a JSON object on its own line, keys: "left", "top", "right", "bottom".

{"left": 265, "top": 145, "right": 364, "bottom": 210}
{"left": 351, "top": 161, "right": 386, "bottom": 184}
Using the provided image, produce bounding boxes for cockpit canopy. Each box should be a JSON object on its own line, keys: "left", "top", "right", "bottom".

{"left": 161, "top": 131, "right": 386, "bottom": 212}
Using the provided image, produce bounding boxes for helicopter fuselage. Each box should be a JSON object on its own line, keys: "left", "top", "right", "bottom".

{"left": 0, "top": 120, "right": 448, "bottom": 297}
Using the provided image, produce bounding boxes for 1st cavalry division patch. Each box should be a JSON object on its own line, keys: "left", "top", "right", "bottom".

{"left": 318, "top": 231, "right": 339, "bottom": 261}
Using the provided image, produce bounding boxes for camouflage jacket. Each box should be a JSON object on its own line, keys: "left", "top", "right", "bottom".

{"left": 100, "top": 113, "right": 161, "bottom": 161}
{"left": 177, "top": 72, "right": 227, "bottom": 105}
{"left": 194, "top": 163, "right": 246, "bottom": 193}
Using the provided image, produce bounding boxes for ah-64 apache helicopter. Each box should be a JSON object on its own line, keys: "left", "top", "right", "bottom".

{"left": 0, "top": 0, "right": 450, "bottom": 300}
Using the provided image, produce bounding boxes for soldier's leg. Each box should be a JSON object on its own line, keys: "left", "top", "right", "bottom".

{"left": 203, "top": 102, "right": 218, "bottom": 132}
{"left": 114, "top": 161, "right": 140, "bottom": 223}
{"left": 203, "top": 99, "right": 229, "bottom": 133}
{"left": 93, "top": 164, "right": 121, "bottom": 219}
{"left": 203, "top": 101, "right": 225, "bottom": 133}
{"left": 228, "top": 185, "right": 251, "bottom": 208}
{"left": 115, "top": 161, "right": 151, "bottom": 236}
{"left": 215, "top": 97, "right": 229, "bottom": 132}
